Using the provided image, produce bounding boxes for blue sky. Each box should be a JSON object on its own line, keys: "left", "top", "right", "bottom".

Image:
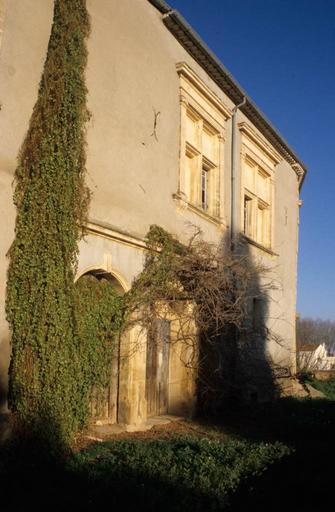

{"left": 167, "top": 0, "right": 335, "bottom": 320}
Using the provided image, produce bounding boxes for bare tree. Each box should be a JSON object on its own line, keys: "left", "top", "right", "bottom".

{"left": 297, "top": 317, "right": 335, "bottom": 354}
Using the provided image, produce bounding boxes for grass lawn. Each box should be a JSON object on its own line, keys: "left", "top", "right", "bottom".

{"left": 69, "top": 436, "right": 290, "bottom": 511}
{"left": 309, "top": 378, "right": 335, "bottom": 400}
{"left": 0, "top": 432, "right": 290, "bottom": 511}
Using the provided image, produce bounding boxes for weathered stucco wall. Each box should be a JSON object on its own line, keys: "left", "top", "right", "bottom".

{"left": 0, "top": 0, "right": 302, "bottom": 418}
{"left": 85, "top": 0, "right": 234, "bottom": 243}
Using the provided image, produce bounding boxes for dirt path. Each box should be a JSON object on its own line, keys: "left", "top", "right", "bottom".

{"left": 72, "top": 418, "right": 230, "bottom": 452}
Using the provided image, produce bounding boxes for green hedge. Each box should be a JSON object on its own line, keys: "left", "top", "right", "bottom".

{"left": 70, "top": 435, "right": 291, "bottom": 510}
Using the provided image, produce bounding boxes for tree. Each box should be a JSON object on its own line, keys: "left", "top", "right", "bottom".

{"left": 297, "top": 317, "right": 335, "bottom": 354}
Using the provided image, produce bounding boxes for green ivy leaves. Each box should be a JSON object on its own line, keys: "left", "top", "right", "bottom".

{"left": 6, "top": 0, "right": 91, "bottom": 445}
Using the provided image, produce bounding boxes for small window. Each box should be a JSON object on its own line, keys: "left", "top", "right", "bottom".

{"left": 242, "top": 158, "right": 272, "bottom": 248}
{"left": 244, "top": 195, "right": 253, "bottom": 238}
{"left": 182, "top": 112, "right": 219, "bottom": 216}
{"left": 185, "top": 146, "right": 199, "bottom": 205}
{"left": 201, "top": 167, "right": 208, "bottom": 211}
{"left": 257, "top": 202, "right": 270, "bottom": 247}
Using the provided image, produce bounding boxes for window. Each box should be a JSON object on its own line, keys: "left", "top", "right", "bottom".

{"left": 239, "top": 122, "right": 280, "bottom": 250}
{"left": 183, "top": 108, "right": 219, "bottom": 216}
{"left": 257, "top": 201, "right": 270, "bottom": 247}
{"left": 243, "top": 195, "right": 253, "bottom": 238}
{"left": 201, "top": 167, "right": 208, "bottom": 210}
{"left": 242, "top": 157, "right": 273, "bottom": 248}
{"left": 176, "top": 63, "right": 230, "bottom": 221}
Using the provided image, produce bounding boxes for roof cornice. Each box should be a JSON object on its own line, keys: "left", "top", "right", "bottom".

{"left": 148, "top": 0, "right": 307, "bottom": 186}
{"left": 148, "top": 0, "right": 172, "bottom": 14}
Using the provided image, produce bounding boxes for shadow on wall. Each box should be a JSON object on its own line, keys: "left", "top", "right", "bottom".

{"left": 0, "top": 378, "right": 6, "bottom": 412}
{"left": 197, "top": 231, "right": 281, "bottom": 414}
{"left": 235, "top": 235, "right": 282, "bottom": 403}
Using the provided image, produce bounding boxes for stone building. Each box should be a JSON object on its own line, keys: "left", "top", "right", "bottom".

{"left": 0, "top": 0, "right": 306, "bottom": 427}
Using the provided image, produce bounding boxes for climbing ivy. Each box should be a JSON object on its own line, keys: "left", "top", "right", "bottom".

{"left": 74, "top": 275, "right": 124, "bottom": 423}
{"left": 6, "top": 0, "right": 92, "bottom": 444}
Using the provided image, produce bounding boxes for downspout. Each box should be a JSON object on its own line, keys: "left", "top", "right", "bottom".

{"left": 230, "top": 97, "right": 246, "bottom": 398}
{"left": 231, "top": 97, "right": 246, "bottom": 251}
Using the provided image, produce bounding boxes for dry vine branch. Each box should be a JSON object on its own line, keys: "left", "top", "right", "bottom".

{"left": 123, "top": 225, "right": 281, "bottom": 404}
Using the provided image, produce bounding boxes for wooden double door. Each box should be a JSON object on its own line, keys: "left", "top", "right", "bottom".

{"left": 146, "top": 319, "right": 171, "bottom": 417}
{"left": 91, "top": 318, "right": 171, "bottom": 422}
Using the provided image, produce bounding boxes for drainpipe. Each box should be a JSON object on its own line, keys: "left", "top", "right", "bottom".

{"left": 230, "top": 97, "right": 246, "bottom": 395}
{"left": 231, "top": 97, "right": 246, "bottom": 251}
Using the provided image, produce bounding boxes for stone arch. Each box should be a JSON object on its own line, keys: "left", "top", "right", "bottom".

{"left": 75, "top": 265, "right": 130, "bottom": 294}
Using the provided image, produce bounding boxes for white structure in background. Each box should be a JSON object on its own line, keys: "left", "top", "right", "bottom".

{"left": 298, "top": 343, "right": 335, "bottom": 371}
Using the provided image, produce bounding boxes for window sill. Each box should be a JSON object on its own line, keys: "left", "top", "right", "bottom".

{"left": 242, "top": 235, "right": 278, "bottom": 257}
{"left": 172, "top": 193, "right": 224, "bottom": 227}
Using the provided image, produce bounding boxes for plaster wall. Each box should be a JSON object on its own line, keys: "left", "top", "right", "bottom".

{"left": 85, "top": 0, "right": 234, "bottom": 243}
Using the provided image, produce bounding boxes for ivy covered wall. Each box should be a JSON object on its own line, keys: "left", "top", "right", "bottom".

{"left": 5, "top": 0, "right": 94, "bottom": 443}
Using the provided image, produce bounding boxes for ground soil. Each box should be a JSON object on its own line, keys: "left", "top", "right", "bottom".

{"left": 72, "top": 418, "right": 230, "bottom": 452}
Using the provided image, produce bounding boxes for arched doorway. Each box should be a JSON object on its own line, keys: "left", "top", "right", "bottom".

{"left": 75, "top": 268, "right": 126, "bottom": 425}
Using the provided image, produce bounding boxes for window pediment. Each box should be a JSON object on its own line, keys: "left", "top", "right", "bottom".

{"left": 177, "top": 62, "right": 232, "bottom": 131}
{"left": 239, "top": 121, "right": 281, "bottom": 168}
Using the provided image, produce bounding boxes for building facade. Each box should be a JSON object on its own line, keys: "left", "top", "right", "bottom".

{"left": 0, "top": 0, "right": 306, "bottom": 426}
